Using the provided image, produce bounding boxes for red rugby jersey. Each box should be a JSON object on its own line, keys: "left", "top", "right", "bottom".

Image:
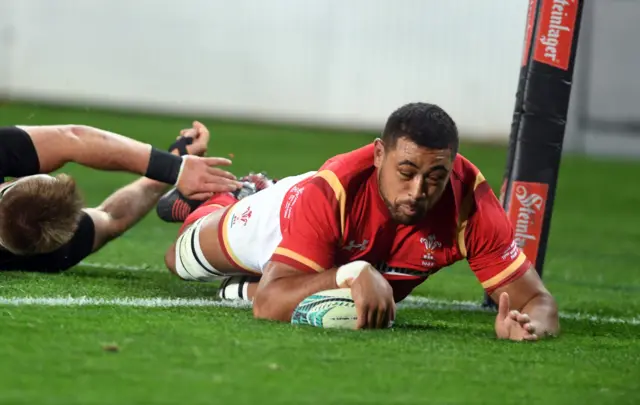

{"left": 384, "top": 154, "right": 531, "bottom": 300}
{"left": 271, "top": 143, "right": 397, "bottom": 272}
{"left": 270, "top": 143, "right": 531, "bottom": 300}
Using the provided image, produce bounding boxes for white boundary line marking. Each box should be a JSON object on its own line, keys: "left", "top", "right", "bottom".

{"left": 9, "top": 261, "right": 638, "bottom": 325}
{"left": 0, "top": 295, "right": 637, "bottom": 325}
{"left": 0, "top": 296, "right": 251, "bottom": 309}
{"left": 402, "top": 297, "right": 640, "bottom": 325}
{"left": 79, "top": 262, "right": 161, "bottom": 272}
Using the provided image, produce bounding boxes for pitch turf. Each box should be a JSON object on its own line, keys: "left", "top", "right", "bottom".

{"left": 0, "top": 102, "right": 639, "bottom": 405}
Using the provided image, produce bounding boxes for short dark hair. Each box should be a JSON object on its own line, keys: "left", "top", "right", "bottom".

{"left": 0, "top": 174, "right": 84, "bottom": 255}
{"left": 382, "top": 102, "right": 459, "bottom": 155}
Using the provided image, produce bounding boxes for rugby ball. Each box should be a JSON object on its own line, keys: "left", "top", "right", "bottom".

{"left": 291, "top": 288, "right": 358, "bottom": 329}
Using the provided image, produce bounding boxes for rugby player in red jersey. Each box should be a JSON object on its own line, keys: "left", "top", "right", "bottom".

{"left": 160, "top": 103, "right": 559, "bottom": 340}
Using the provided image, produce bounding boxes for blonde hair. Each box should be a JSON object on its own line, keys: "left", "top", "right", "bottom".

{"left": 0, "top": 174, "right": 84, "bottom": 255}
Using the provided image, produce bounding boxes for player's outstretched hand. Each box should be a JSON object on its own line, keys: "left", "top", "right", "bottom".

{"left": 176, "top": 156, "right": 242, "bottom": 200}
{"left": 173, "top": 121, "right": 242, "bottom": 200}
{"left": 495, "top": 292, "right": 538, "bottom": 341}
{"left": 349, "top": 264, "right": 396, "bottom": 329}
{"left": 178, "top": 121, "right": 210, "bottom": 157}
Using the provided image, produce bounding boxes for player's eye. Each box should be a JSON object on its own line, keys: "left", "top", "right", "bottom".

{"left": 398, "top": 171, "right": 413, "bottom": 179}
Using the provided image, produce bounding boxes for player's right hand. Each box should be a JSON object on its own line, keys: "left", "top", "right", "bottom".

{"left": 176, "top": 156, "right": 242, "bottom": 200}
{"left": 349, "top": 264, "right": 396, "bottom": 329}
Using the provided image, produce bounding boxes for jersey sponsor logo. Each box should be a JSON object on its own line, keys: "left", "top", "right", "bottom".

{"left": 230, "top": 205, "right": 253, "bottom": 228}
{"left": 533, "top": 0, "right": 580, "bottom": 70}
{"left": 283, "top": 185, "right": 304, "bottom": 219}
{"left": 342, "top": 239, "right": 369, "bottom": 252}
{"left": 507, "top": 181, "right": 548, "bottom": 265}
{"left": 420, "top": 234, "right": 442, "bottom": 268}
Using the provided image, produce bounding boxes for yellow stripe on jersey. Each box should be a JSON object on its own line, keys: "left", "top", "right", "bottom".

{"left": 315, "top": 170, "right": 347, "bottom": 239}
{"left": 456, "top": 172, "right": 487, "bottom": 258}
{"left": 481, "top": 251, "right": 527, "bottom": 290}
{"left": 221, "top": 208, "right": 256, "bottom": 272}
{"left": 273, "top": 247, "right": 325, "bottom": 272}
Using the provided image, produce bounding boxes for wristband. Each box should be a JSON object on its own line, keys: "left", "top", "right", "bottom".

{"left": 145, "top": 147, "right": 184, "bottom": 185}
{"left": 336, "top": 260, "right": 369, "bottom": 288}
{"left": 168, "top": 136, "right": 194, "bottom": 156}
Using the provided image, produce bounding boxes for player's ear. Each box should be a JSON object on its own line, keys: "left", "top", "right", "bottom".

{"left": 374, "top": 138, "right": 385, "bottom": 168}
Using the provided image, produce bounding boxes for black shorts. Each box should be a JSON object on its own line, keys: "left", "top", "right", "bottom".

{"left": 0, "top": 212, "right": 96, "bottom": 273}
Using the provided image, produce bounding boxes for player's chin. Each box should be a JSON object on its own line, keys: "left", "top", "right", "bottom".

{"left": 392, "top": 211, "right": 423, "bottom": 225}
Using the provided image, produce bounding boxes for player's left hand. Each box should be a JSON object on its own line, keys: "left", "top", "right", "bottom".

{"left": 495, "top": 292, "right": 538, "bottom": 341}
{"left": 178, "top": 121, "right": 210, "bottom": 157}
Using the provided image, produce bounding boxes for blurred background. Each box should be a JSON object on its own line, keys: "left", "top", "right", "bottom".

{"left": 1, "top": 0, "right": 636, "bottom": 158}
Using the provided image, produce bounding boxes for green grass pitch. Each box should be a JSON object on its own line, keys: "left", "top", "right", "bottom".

{"left": 1, "top": 102, "right": 639, "bottom": 405}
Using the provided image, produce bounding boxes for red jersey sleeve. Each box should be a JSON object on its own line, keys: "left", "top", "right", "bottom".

{"left": 464, "top": 181, "right": 532, "bottom": 293}
{"left": 270, "top": 171, "right": 343, "bottom": 273}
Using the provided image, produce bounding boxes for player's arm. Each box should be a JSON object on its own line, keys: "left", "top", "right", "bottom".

{"left": 252, "top": 174, "right": 394, "bottom": 328}
{"left": 83, "top": 128, "right": 210, "bottom": 253}
{"left": 83, "top": 177, "right": 169, "bottom": 253}
{"left": 255, "top": 260, "right": 394, "bottom": 329}
{"left": 490, "top": 267, "right": 559, "bottom": 339}
{"left": 253, "top": 262, "right": 340, "bottom": 321}
{"left": 18, "top": 124, "right": 240, "bottom": 199}
{"left": 251, "top": 175, "right": 342, "bottom": 321}
{"left": 464, "top": 180, "right": 558, "bottom": 340}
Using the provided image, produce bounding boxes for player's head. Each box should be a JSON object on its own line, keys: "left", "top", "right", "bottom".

{"left": 0, "top": 174, "right": 84, "bottom": 255}
{"left": 374, "top": 102, "right": 459, "bottom": 225}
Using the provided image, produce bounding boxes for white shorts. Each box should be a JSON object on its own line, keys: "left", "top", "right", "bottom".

{"left": 217, "top": 171, "right": 316, "bottom": 274}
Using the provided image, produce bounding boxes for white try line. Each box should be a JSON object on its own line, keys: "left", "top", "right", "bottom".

{"left": 79, "top": 262, "right": 162, "bottom": 272}
{"left": 0, "top": 295, "right": 637, "bottom": 326}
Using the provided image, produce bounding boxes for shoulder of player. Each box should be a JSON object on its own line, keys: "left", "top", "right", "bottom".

{"left": 319, "top": 143, "right": 374, "bottom": 176}
{"left": 449, "top": 154, "right": 491, "bottom": 197}
{"left": 306, "top": 143, "right": 374, "bottom": 198}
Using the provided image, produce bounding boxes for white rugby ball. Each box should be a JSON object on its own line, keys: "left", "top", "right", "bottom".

{"left": 291, "top": 288, "right": 358, "bottom": 329}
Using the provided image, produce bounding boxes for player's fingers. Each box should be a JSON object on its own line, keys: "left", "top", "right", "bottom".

{"left": 205, "top": 167, "right": 237, "bottom": 180}
{"left": 376, "top": 305, "right": 387, "bottom": 329}
{"left": 497, "top": 292, "right": 510, "bottom": 319}
{"left": 384, "top": 305, "right": 393, "bottom": 329}
{"left": 183, "top": 128, "right": 198, "bottom": 138}
{"left": 523, "top": 333, "right": 539, "bottom": 341}
{"left": 367, "top": 307, "right": 378, "bottom": 329}
{"left": 516, "top": 313, "right": 531, "bottom": 324}
{"left": 390, "top": 301, "right": 396, "bottom": 323}
{"left": 356, "top": 304, "right": 368, "bottom": 330}
{"left": 523, "top": 322, "right": 536, "bottom": 334}
{"left": 193, "top": 121, "right": 210, "bottom": 139}
{"left": 200, "top": 180, "right": 242, "bottom": 193}
{"left": 203, "top": 157, "right": 233, "bottom": 167}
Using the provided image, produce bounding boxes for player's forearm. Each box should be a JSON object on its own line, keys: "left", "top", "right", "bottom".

{"left": 253, "top": 269, "right": 339, "bottom": 322}
{"left": 28, "top": 125, "right": 184, "bottom": 185}
{"left": 96, "top": 177, "right": 169, "bottom": 239}
{"left": 66, "top": 125, "right": 157, "bottom": 174}
{"left": 521, "top": 292, "right": 560, "bottom": 338}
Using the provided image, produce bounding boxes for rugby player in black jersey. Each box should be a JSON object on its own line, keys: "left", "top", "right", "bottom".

{"left": 0, "top": 121, "right": 241, "bottom": 272}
